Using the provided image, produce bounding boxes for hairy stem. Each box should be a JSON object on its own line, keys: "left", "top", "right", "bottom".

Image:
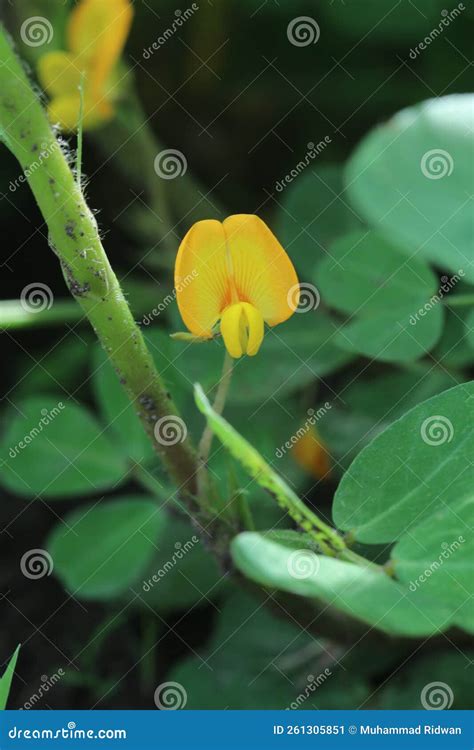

{"left": 0, "top": 26, "right": 197, "bottom": 496}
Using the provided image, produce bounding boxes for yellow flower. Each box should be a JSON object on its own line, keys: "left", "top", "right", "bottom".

{"left": 37, "top": 0, "right": 133, "bottom": 131}
{"left": 291, "top": 426, "right": 332, "bottom": 480}
{"left": 174, "top": 215, "right": 300, "bottom": 358}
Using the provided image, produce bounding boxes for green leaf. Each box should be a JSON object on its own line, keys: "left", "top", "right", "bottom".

{"left": 466, "top": 309, "right": 474, "bottom": 350}
{"left": 333, "top": 381, "right": 474, "bottom": 543}
{"left": 319, "top": 367, "right": 459, "bottom": 468}
{"left": 172, "top": 312, "right": 352, "bottom": 406}
{"left": 194, "top": 384, "right": 341, "bottom": 550}
{"left": 48, "top": 498, "right": 164, "bottom": 598}
{"left": 0, "top": 397, "right": 128, "bottom": 498}
{"left": 169, "top": 589, "right": 369, "bottom": 709}
{"left": 315, "top": 231, "right": 444, "bottom": 362}
{"left": 346, "top": 95, "right": 474, "bottom": 282}
{"left": 392, "top": 494, "right": 473, "bottom": 614}
{"left": 275, "top": 165, "right": 363, "bottom": 280}
{"left": 138, "top": 514, "right": 224, "bottom": 613}
{"left": 432, "top": 308, "right": 474, "bottom": 368}
{"left": 230, "top": 313, "right": 353, "bottom": 402}
{"left": 0, "top": 645, "right": 20, "bottom": 710}
{"left": 231, "top": 532, "right": 453, "bottom": 636}
{"left": 377, "top": 650, "right": 474, "bottom": 709}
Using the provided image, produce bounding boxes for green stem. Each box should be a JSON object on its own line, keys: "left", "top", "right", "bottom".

{"left": 0, "top": 26, "right": 198, "bottom": 497}
{"left": 0, "top": 299, "right": 85, "bottom": 330}
{"left": 197, "top": 351, "right": 234, "bottom": 500}
{"left": 444, "top": 293, "right": 474, "bottom": 308}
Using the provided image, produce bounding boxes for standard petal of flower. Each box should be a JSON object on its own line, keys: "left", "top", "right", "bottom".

{"left": 175, "top": 220, "right": 230, "bottom": 337}
{"left": 222, "top": 214, "right": 299, "bottom": 326}
{"left": 37, "top": 51, "right": 82, "bottom": 97}
{"left": 67, "top": 0, "right": 134, "bottom": 92}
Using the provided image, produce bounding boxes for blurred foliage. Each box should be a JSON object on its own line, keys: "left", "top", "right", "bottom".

{"left": 1, "top": 0, "right": 473, "bottom": 712}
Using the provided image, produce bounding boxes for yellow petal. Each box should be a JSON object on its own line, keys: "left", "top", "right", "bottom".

{"left": 67, "top": 0, "right": 133, "bottom": 92}
{"left": 240, "top": 302, "right": 264, "bottom": 356}
{"left": 48, "top": 92, "right": 113, "bottom": 132}
{"left": 175, "top": 215, "right": 299, "bottom": 337}
{"left": 220, "top": 304, "right": 245, "bottom": 358}
{"left": 37, "top": 51, "right": 82, "bottom": 97}
{"left": 175, "top": 219, "right": 230, "bottom": 337}
{"left": 220, "top": 302, "right": 264, "bottom": 358}
{"left": 292, "top": 426, "right": 332, "bottom": 479}
{"left": 223, "top": 214, "right": 299, "bottom": 326}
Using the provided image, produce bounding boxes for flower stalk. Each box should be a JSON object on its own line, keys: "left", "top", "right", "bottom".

{"left": 0, "top": 26, "right": 198, "bottom": 496}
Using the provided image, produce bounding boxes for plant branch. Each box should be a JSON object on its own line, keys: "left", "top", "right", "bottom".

{"left": 0, "top": 26, "right": 198, "bottom": 497}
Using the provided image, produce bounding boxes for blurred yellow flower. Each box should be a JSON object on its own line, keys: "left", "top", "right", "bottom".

{"left": 291, "top": 426, "right": 332, "bottom": 480}
{"left": 174, "top": 215, "right": 299, "bottom": 358}
{"left": 37, "top": 0, "right": 133, "bottom": 131}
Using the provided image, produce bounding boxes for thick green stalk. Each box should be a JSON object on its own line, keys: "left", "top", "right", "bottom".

{"left": 0, "top": 26, "right": 197, "bottom": 495}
